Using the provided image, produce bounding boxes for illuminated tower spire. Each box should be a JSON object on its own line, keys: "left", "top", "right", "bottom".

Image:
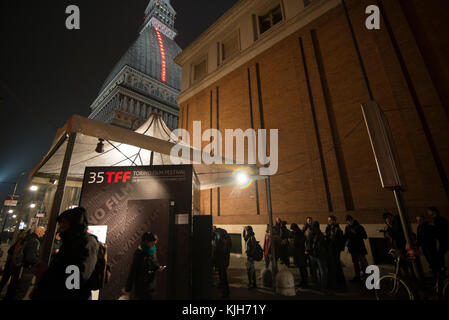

{"left": 141, "top": 0, "right": 177, "bottom": 39}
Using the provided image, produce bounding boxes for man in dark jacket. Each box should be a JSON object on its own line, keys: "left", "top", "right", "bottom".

{"left": 306, "top": 221, "right": 329, "bottom": 294}
{"left": 427, "top": 207, "right": 449, "bottom": 272}
{"left": 325, "top": 216, "right": 346, "bottom": 291}
{"left": 212, "top": 226, "right": 231, "bottom": 298}
{"left": 124, "top": 232, "right": 165, "bottom": 300}
{"left": 416, "top": 216, "right": 438, "bottom": 276}
{"left": 344, "top": 215, "right": 368, "bottom": 282}
{"left": 279, "top": 220, "right": 291, "bottom": 267}
{"left": 382, "top": 212, "right": 406, "bottom": 252}
{"left": 382, "top": 212, "right": 411, "bottom": 276}
{"left": 0, "top": 230, "right": 28, "bottom": 299}
{"left": 263, "top": 225, "right": 271, "bottom": 269}
{"left": 32, "top": 207, "right": 98, "bottom": 300}
{"left": 302, "top": 217, "right": 313, "bottom": 233}
{"left": 15, "top": 226, "right": 46, "bottom": 300}
{"left": 243, "top": 226, "right": 257, "bottom": 289}
{"left": 290, "top": 223, "right": 308, "bottom": 288}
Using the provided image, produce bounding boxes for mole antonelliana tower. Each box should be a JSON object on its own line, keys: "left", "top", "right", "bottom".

{"left": 89, "top": 0, "right": 181, "bottom": 131}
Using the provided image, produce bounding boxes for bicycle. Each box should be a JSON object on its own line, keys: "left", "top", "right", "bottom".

{"left": 375, "top": 249, "right": 449, "bottom": 300}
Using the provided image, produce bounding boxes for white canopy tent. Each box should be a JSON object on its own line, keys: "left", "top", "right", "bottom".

{"left": 31, "top": 113, "right": 264, "bottom": 190}
{"left": 29, "top": 114, "right": 276, "bottom": 267}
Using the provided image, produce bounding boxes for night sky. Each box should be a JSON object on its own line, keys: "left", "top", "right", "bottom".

{"left": 0, "top": 0, "right": 239, "bottom": 206}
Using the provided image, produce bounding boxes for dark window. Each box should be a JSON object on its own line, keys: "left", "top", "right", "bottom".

{"left": 193, "top": 59, "right": 207, "bottom": 82}
{"left": 222, "top": 34, "right": 240, "bottom": 61}
{"left": 258, "top": 5, "right": 283, "bottom": 34}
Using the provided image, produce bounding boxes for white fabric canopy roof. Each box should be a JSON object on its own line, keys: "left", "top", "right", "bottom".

{"left": 31, "top": 114, "right": 263, "bottom": 190}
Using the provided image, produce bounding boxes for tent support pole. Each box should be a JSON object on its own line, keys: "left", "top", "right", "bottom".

{"left": 40, "top": 132, "right": 77, "bottom": 265}
{"left": 266, "top": 176, "right": 277, "bottom": 291}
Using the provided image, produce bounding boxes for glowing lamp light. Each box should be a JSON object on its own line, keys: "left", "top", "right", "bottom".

{"left": 8, "top": 210, "right": 13, "bottom": 214}
{"left": 30, "top": 185, "right": 38, "bottom": 191}
{"left": 29, "top": 204, "right": 36, "bottom": 209}
{"left": 233, "top": 169, "right": 254, "bottom": 189}
{"left": 12, "top": 215, "right": 17, "bottom": 219}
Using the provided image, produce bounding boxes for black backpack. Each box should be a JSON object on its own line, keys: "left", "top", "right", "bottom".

{"left": 253, "top": 240, "right": 264, "bottom": 262}
{"left": 88, "top": 238, "right": 111, "bottom": 290}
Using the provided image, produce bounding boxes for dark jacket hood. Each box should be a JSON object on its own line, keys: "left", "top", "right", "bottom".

{"left": 58, "top": 207, "right": 89, "bottom": 240}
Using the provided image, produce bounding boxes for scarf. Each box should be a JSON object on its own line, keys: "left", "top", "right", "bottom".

{"left": 140, "top": 242, "right": 156, "bottom": 257}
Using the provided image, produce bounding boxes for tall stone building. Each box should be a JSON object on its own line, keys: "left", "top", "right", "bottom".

{"left": 89, "top": 0, "right": 181, "bottom": 130}
{"left": 174, "top": 0, "right": 449, "bottom": 265}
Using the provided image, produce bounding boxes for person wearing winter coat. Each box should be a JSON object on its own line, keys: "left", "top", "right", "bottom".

{"left": 279, "top": 221, "right": 291, "bottom": 267}
{"left": 382, "top": 212, "right": 411, "bottom": 276}
{"left": 416, "top": 216, "right": 438, "bottom": 275}
{"left": 212, "top": 226, "right": 231, "bottom": 298}
{"left": 15, "top": 226, "right": 46, "bottom": 300}
{"left": 427, "top": 206, "right": 449, "bottom": 272}
{"left": 306, "top": 221, "right": 329, "bottom": 294}
{"left": 263, "top": 225, "right": 271, "bottom": 269}
{"left": 344, "top": 215, "right": 368, "bottom": 282}
{"left": 32, "top": 207, "right": 99, "bottom": 300}
{"left": 302, "top": 217, "right": 317, "bottom": 281}
{"left": 290, "top": 223, "right": 308, "bottom": 288}
{"left": 243, "top": 226, "right": 257, "bottom": 289}
{"left": 124, "top": 232, "right": 166, "bottom": 300}
{"left": 382, "top": 212, "right": 406, "bottom": 252}
{"left": 325, "top": 216, "right": 346, "bottom": 292}
{"left": 0, "top": 230, "right": 29, "bottom": 299}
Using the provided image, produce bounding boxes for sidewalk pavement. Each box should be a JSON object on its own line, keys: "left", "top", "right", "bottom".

{"left": 211, "top": 255, "right": 380, "bottom": 300}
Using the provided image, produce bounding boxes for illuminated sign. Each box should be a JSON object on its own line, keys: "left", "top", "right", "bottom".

{"left": 87, "top": 171, "right": 132, "bottom": 184}
{"left": 4, "top": 200, "right": 18, "bottom": 207}
{"left": 154, "top": 27, "right": 167, "bottom": 82}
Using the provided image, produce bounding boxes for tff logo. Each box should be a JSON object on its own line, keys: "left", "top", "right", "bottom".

{"left": 87, "top": 171, "right": 132, "bottom": 184}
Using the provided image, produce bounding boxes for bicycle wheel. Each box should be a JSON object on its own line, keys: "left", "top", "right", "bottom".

{"left": 375, "top": 274, "right": 415, "bottom": 300}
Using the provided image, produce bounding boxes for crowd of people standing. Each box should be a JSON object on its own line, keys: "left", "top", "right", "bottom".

{"left": 254, "top": 207, "right": 448, "bottom": 295}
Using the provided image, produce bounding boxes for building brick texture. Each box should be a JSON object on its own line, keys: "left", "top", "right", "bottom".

{"left": 179, "top": 0, "right": 449, "bottom": 226}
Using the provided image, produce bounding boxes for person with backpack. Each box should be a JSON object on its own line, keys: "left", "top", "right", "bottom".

{"left": 31, "top": 207, "right": 99, "bottom": 300}
{"left": 243, "top": 226, "right": 258, "bottom": 289}
{"left": 325, "top": 216, "right": 346, "bottom": 292}
{"left": 14, "top": 226, "right": 46, "bottom": 300}
{"left": 212, "top": 226, "right": 232, "bottom": 298}
{"left": 306, "top": 221, "right": 329, "bottom": 295}
{"left": 0, "top": 230, "right": 28, "bottom": 299}
{"left": 123, "top": 232, "right": 166, "bottom": 300}
{"left": 344, "top": 215, "right": 369, "bottom": 282}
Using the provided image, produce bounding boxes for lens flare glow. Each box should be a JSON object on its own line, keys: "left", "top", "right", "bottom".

{"left": 233, "top": 169, "right": 254, "bottom": 189}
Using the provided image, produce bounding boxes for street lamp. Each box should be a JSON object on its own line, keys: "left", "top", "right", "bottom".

{"left": 29, "top": 203, "right": 36, "bottom": 209}
{"left": 8, "top": 210, "right": 13, "bottom": 214}
{"left": 30, "top": 185, "right": 38, "bottom": 192}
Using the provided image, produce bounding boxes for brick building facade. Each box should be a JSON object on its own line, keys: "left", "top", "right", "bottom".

{"left": 174, "top": 0, "right": 449, "bottom": 258}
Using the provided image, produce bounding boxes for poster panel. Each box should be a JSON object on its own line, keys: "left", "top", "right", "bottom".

{"left": 79, "top": 165, "right": 193, "bottom": 300}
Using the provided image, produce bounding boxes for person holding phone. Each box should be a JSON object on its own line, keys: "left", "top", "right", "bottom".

{"left": 123, "top": 232, "right": 165, "bottom": 300}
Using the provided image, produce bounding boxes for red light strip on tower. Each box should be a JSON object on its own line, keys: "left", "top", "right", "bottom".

{"left": 154, "top": 27, "right": 167, "bottom": 82}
